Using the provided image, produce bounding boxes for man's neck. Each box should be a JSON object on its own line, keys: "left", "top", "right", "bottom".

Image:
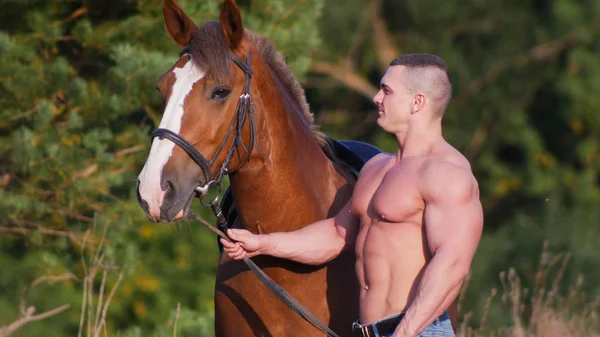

{"left": 395, "top": 119, "right": 443, "bottom": 160}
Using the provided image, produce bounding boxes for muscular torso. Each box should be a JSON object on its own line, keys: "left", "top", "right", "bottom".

{"left": 351, "top": 145, "right": 469, "bottom": 324}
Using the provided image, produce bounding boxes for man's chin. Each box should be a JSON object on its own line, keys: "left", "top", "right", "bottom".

{"left": 376, "top": 119, "right": 396, "bottom": 133}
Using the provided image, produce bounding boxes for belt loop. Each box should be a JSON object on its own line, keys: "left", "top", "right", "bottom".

{"left": 372, "top": 323, "right": 380, "bottom": 337}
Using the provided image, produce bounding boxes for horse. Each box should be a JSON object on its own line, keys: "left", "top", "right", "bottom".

{"left": 136, "top": 0, "right": 379, "bottom": 335}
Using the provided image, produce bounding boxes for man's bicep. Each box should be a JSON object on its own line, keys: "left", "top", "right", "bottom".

{"left": 426, "top": 199, "right": 483, "bottom": 252}
{"left": 424, "top": 172, "right": 483, "bottom": 256}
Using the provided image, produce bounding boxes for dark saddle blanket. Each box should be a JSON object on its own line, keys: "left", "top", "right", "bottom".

{"left": 219, "top": 139, "right": 381, "bottom": 233}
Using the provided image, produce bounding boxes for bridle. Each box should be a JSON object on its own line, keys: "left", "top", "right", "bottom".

{"left": 149, "top": 47, "right": 341, "bottom": 337}
{"left": 151, "top": 46, "right": 256, "bottom": 230}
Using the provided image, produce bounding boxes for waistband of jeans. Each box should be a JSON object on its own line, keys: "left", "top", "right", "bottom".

{"left": 352, "top": 311, "right": 450, "bottom": 337}
{"left": 352, "top": 312, "right": 405, "bottom": 337}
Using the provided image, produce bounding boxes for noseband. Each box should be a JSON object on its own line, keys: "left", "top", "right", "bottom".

{"left": 151, "top": 47, "right": 256, "bottom": 212}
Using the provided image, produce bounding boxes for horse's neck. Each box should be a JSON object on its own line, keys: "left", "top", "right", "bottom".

{"left": 229, "top": 62, "right": 351, "bottom": 234}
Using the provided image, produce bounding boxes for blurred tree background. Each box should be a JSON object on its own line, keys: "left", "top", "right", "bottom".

{"left": 0, "top": 0, "right": 598, "bottom": 336}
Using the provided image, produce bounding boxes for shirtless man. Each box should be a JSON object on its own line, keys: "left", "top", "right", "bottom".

{"left": 221, "top": 54, "right": 484, "bottom": 337}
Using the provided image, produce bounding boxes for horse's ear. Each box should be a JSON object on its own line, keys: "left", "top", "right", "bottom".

{"left": 163, "top": 0, "right": 198, "bottom": 46}
{"left": 219, "top": 0, "right": 244, "bottom": 51}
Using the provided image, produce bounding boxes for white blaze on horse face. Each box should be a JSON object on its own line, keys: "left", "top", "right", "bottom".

{"left": 138, "top": 55, "right": 205, "bottom": 218}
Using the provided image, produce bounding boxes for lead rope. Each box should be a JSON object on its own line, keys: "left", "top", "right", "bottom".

{"left": 191, "top": 211, "right": 342, "bottom": 337}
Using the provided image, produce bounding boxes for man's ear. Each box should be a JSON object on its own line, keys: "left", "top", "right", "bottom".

{"left": 411, "top": 93, "right": 426, "bottom": 114}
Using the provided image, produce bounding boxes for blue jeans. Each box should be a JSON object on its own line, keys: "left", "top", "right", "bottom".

{"left": 353, "top": 311, "right": 454, "bottom": 337}
{"left": 386, "top": 312, "right": 454, "bottom": 337}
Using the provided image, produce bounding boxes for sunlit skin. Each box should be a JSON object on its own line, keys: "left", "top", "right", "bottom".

{"left": 222, "top": 63, "right": 484, "bottom": 337}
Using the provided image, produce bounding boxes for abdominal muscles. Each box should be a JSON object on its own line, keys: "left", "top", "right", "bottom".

{"left": 356, "top": 219, "right": 428, "bottom": 324}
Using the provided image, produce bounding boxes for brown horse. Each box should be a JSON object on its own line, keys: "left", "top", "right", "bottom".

{"left": 136, "top": 0, "right": 360, "bottom": 335}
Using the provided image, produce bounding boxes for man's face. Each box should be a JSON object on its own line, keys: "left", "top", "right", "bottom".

{"left": 372, "top": 66, "right": 413, "bottom": 133}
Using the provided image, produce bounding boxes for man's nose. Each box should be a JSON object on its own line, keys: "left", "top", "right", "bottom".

{"left": 373, "top": 90, "right": 382, "bottom": 105}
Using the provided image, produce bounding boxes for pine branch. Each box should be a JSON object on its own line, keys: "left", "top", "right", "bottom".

{"left": 279, "top": 0, "right": 306, "bottom": 21}
{"left": 467, "top": 29, "right": 582, "bottom": 95}
{"left": 310, "top": 61, "right": 378, "bottom": 99}
{"left": 446, "top": 11, "right": 507, "bottom": 37}
{"left": 115, "top": 145, "right": 144, "bottom": 157}
{"left": 144, "top": 105, "right": 161, "bottom": 127}
{"left": 55, "top": 209, "right": 93, "bottom": 223}
{"left": 463, "top": 108, "right": 494, "bottom": 160}
{"left": 0, "top": 221, "right": 83, "bottom": 242}
{"left": 459, "top": 29, "right": 585, "bottom": 159}
{"left": 345, "top": 0, "right": 373, "bottom": 69}
{"left": 63, "top": 7, "right": 89, "bottom": 23}
{"left": 370, "top": 0, "right": 400, "bottom": 72}
{"left": 8, "top": 107, "right": 37, "bottom": 122}
{"left": 309, "top": 0, "right": 397, "bottom": 98}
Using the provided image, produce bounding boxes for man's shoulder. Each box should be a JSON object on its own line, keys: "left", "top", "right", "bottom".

{"left": 423, "top": 142, "right": 472, "bottom": 177}
{"left": 360, "top": 152, "right": 394, "bottom": 173}
{"left": 421, "top": 155, "right": 478, "bottom": 203}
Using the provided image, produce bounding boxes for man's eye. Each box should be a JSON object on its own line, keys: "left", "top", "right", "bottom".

{"left": 211, "top": 88, "right": 231, "bottom": 100}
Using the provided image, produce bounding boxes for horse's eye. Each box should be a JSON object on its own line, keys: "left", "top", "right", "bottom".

{"left": 211, "top": 88, "right": 231, "bottom": 100}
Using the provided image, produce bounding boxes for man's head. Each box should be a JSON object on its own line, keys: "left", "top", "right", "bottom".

{"left": 373, "top": 53, "right": 452, "bottom": 133}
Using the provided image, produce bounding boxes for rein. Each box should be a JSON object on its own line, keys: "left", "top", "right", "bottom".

{"left": 151, "top": 49, "right": 341, "bottom": 337}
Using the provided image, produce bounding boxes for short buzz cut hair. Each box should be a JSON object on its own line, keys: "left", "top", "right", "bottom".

{"left": 389, "top": 53, "right": 452, "bottom": 116}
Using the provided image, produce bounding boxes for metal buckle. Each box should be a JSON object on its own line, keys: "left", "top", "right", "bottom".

{"left": 352, "top": 322, "right": 373, "bottom": 337}
{"left": 195, "top": 182, "right": 222, "bottom": 207}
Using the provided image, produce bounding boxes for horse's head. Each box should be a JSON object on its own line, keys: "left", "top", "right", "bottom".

{"left": 137, "top": 0, "right": 254, "bottom": 222}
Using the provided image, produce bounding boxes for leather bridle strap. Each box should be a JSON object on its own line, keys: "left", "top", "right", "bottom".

{"left": 151, "top": 52, "right": 256, "bottom": 207}
{"left": 151, "top": 128, "right": 211, "bottom": 173}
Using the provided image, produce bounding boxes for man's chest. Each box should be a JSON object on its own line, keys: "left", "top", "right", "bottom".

{"left": 352, "top": 160, "right": 425, "bottom": 223}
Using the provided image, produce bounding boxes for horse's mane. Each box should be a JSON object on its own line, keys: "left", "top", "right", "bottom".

{"left": 189, "top": 21, "right": 328, "bottom": 148}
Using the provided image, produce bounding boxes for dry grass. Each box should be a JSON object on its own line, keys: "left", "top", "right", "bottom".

{"left": 77, "top": 220, "right": 126, "bottom": 337}
{"left": 0, "top": 218, "right": 125, "bottom": 337}
{"left": 458, "top": 241, "right": 600, "bottom": 337}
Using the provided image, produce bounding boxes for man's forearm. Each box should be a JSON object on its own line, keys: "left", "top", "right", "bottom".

{"left": 259, "top": 218, "right": 346, "bottom": 265}
{"left": 395, "top": 252, "right": 469, "bottom": 337}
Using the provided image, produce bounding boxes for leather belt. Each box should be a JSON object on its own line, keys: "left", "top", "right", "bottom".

{"left": 352, "top": 312, "right": 405, "bottom": 337}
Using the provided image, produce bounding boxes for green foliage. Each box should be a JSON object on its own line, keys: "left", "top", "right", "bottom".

{"left": 0, "top": 0, "right": 323, "bottom": 335}
{"left": 311, "top": 0, "right": 600, "bottom": 330}
{"left": 1, "top": 0, "right": 599, "bottom": 335}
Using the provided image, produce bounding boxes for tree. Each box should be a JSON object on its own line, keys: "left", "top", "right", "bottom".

{"left": 0, "top": 0, "right": 323, "bottom": 335}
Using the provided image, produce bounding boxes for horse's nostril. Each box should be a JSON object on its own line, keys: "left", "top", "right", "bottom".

{"left": 162, "top": 179, "right": 175, "bottom": 194}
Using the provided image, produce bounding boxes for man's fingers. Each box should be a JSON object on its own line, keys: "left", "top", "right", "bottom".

{"left": 227, "top": 229, "right": 239, "bottom": 239}
{"left": 227, "top": 228, "right": 250, "bottom": 241}
{"left": 220, "top": 238, "right": 235, "bottom": 248}
{"left": 231, "top": 250, "right": 247, "bottom": 260}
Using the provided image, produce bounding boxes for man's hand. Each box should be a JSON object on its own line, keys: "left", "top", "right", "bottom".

{"left": 220, "top": 229, "right": 264, "bottom": 260}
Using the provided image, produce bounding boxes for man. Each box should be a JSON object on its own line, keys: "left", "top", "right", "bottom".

{"left": 221, "top": 54, "right": 484, "bottom": 337}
